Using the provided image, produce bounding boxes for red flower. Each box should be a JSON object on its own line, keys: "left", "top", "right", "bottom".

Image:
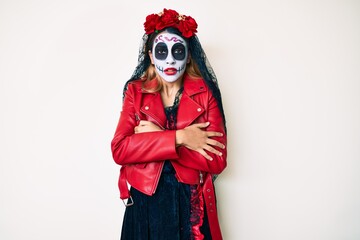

{"left": 144, "top": 14, "right": 160, "bottom": 34}
{"left": 156, "top": 8, "right": 179, "bottom": 30}
{"left": 143, "top": 9, "right": 198, "bottom": 38}
{"left": 178, "top": 16, "right": 198, "bottom": 38}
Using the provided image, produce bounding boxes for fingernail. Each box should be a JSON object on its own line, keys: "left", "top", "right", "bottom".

{"left": 209, "top": 157, "right": 213, "bottom": 161}
{"left": 219, "top": 152, "right": 222, "bottom": 156}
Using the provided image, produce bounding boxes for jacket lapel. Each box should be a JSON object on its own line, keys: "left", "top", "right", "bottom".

{"left": 177, "top": 93, "right": 204, "bottom": 129}
{"left": 138, "top": 76, "right": 207, "bottom": 129}
{"left": 177, "top": 77, "right": 207, "bottom": 129}
{"left": 140, "top": 92, "right": 167, "bottom": 128}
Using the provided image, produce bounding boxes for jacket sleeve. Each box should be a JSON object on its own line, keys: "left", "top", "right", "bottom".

{"left": 176, "top": 91, "right": 227, "bottom": 174}
{"left": 111, "top": 84, "right": 179, "bottom": 165}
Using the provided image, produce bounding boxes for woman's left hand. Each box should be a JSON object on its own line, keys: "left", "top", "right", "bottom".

{"left": 134, "top": 120, "right": 162, "bottom": 134}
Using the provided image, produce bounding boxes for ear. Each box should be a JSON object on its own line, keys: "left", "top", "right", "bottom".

{"left": 149, "top": 50, "right": 154, "bottom": 64}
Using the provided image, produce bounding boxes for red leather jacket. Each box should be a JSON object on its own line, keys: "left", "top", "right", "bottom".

{"left": 111, "top": 74, "right": 227, "bottom": 239}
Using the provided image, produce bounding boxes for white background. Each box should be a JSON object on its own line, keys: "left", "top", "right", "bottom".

{"left": 1, "top": 0, "right": 359, "bottom": 239}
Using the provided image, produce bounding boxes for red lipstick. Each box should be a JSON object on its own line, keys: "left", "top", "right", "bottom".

{"left": 164, "top": 68, "right": 177, "bottom": 75}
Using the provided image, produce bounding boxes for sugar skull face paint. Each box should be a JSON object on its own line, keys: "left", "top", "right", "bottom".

{"left": 151, "top": 33, "right": 188, "bottom": 83}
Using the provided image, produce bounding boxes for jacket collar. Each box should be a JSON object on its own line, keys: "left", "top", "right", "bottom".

{"left": 182, "top": 74, "right": 207, "bottom": 96}
{"left": 139, "top": 75, "right": 207, "bottom": 128}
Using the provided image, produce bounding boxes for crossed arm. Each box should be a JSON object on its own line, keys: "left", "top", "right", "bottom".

{"left": 111, "top": 85, "right": 227, "bottom": 173}
{"left": 135, "top": 120, "right": 225, "bottom": 161}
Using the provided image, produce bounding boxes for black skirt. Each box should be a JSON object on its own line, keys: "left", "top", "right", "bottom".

{"left": 120, "top": 161, "right": 211, "bottom": 240}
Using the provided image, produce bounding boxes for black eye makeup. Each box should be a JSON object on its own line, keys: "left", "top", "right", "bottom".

{"left": 172, "top": 43, "right": 186, "bottom": 60}
{"left": 154, "top": 42, "right": 168, "bottom": 60}
{"left": 154, "top": 42, "right": 186, "bottom": 61}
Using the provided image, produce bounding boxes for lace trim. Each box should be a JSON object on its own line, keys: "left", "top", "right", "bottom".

{"left": 190, "top": 185, "right": 205, "bottom": 240}
{"left": 164, "top": 87, "right": 183, "bottom": 130}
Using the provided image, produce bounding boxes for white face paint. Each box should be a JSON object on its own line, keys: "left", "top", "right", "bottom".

{"left": 152, "top": 32, "right": 188, "bottom": 83}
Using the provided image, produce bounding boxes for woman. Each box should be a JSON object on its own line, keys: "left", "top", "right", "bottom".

{"left": 111, "top": 9, "right": 227, "bottom": 240}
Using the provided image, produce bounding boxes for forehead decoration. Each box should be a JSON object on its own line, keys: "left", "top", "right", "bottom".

{"left": 154, "top": 35, "right": 184, "bottom": 44}
{"left": 144, "top": 8, "right": 198, "bottom": 38}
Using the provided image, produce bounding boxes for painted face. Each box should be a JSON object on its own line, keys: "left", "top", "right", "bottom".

{"left": 151, "top": 32, "right": 188, "bottom": 83}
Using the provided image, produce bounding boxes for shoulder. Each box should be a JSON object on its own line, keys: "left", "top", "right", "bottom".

{"left": 123, "top": 79, "right": 147, "bottom": 95}
{"left": 126, "top": 79, "right": 144, "bottom": 90}
{"left": 183, "top": 75, "right": 209, "bottom": 96}
{"left": 121, "top": 79, "right": 145, "bottom": 101}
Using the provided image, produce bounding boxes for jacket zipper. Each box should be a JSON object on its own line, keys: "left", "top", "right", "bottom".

{"left": 152, "top": 161, "right": 165, "bottom": 194}
{"left": 139, "top": 111, "right": 165, "bottom": 130}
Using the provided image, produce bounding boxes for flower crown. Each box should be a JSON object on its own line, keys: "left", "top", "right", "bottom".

{"left": 144, "top": 8, "right": 198, "bottom": 38}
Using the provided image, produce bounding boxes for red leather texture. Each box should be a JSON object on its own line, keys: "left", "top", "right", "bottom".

{"left": 111, "top": 75, "right": 226, "bottom": 239}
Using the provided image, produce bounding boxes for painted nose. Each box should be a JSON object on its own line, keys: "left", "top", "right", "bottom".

{"left": 165, "top": 54, "right": 175, "bottom": 65}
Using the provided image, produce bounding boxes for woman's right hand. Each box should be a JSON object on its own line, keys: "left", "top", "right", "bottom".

{"left": 175, "top": 122, "right": 225, "bottom": 161}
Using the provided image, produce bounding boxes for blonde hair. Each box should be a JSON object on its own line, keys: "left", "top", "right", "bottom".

{"left": 141, "top": 57, "right": 202, "bottom": 92}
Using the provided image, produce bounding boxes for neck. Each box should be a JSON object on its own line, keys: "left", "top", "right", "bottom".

{"left": 161, "top": 78, "right": 183, "bottom": 97}
{"left": 160, "top": 77, "right": 184, "bottom": 107}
